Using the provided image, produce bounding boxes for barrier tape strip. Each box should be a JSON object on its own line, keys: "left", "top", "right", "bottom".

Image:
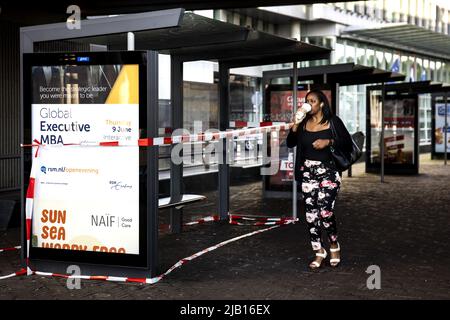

{"left": 0, "top": 220, "right": 294, "bottom": 284}
{"left": 183, "top": 215, "right": 220, "bottom": 226}
{"left": 0, "top": 215, "right": 282, "bottom": 250}
{"left": 0, "top": 246, "right": 21, "bottom": 253}
{"left": 158, "top": 122, "right": 287, "bottom": 135}
{"left": 158, "top": 215, "right": 220, "bottom": 231}
{"left": 229, "top": 220, "right": 298, "bottom": 226}
{"left": 230, "top": 214, "right": 292, "bottom": 221}
{"left": 21, "top": 122, "right": 292, "bottom": 148}
{"left": 229, "top": 214, "right": 298, "bottom": 226}
{"left": 0, "top": 268, "right": 27, "bottom": 280}
{"left": 229, "top": 219, "right": 298, "bottom": 226}
{"left": 229, "top": 121, "right": 287, "bottom": 129}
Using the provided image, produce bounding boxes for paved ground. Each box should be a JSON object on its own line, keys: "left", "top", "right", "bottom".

{"left": 1, "top": 154, "right": 450, "bottom": 300}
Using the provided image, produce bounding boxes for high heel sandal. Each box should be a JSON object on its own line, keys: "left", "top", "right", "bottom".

{"left": 309, "top": 248, "right": 327, "bottom": 269}
{"left": 329, "top": 243, "right": 341, "bottom": 267}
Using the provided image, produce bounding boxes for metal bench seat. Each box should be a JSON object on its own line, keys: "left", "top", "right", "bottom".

{"left": 158, "top": 194, "right": 206, "bottom": 210}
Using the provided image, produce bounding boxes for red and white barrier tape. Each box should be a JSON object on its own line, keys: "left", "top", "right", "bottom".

{"left": 1, "top": 220, "right": 294, "bottom": 284}
{"left": 0, "top": 246, "right": 21, "bottom": 253}
{"left": 229, "top": 121, "right": 287, "bottom": 129}
{"left": 229, "top": 214, "right": 298, "bottom": 226}
{"left": 230, "top": 214, "right": 292, "bottom": 221}
{"left": 0, "top": 268, "right": 27, "bottom": 281}
{"left": 229, "top": 218, "right": 298, "bottom": 226}
{"left": 159, "top": 122, "right": 289, "bottom": 134}
{"left": 184, "top": 215, "right": 220, "bottom": 226}
{"left": 159, "top": 215, "right": 219, "bottom": 231}
{"left": 21, "top": 122, "right": 292, "bottom": 149}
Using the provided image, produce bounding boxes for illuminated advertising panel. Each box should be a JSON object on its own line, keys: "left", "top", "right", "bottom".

{"left": 23, "top": 52, "right": 151, "bottom": 269}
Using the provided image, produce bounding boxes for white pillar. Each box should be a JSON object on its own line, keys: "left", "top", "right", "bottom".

{"left": 291, "top": 21, "right": 301, "bottom": 40}
{"left": 127, "top": 32, "right": 135, "bottom": 51}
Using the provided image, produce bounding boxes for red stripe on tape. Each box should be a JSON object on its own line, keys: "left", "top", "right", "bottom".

{"left": 90, "top": 276, "right": 108, "bottom": 281}
{"left": 26, "top": 178, "right": 35, "bottom": 199}
{"left": 0, "top": 247, "right": 19, "bottom": 252}
{"left": 99, "top": 141, "right": 119, "bottom": 146}
{"left": 26, "top": 219, "right": 31, "bottom": 241}
{"left": 260, "top": 122, "right": 272, "bottom": 127}
{"left": 233, "top": 121, "right": 247, "bottom": 128}
{"left": 16, "top": 268, "right": 27, "bottom": 276}
{"left": 163, "top": 137, "right": 172, "bottom": 145}
{"left": 33, "top": 139, "right": 41, "bottom": 158}
{"left": 138, "top": 138, "right": 151, "bottom": 146}
{"left": 126, "top": 277, "right": 147, "bottom": 284}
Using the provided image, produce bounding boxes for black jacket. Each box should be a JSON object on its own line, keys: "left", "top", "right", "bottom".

{"left": 286, "top": 115, "right": 353, "bottom": 180}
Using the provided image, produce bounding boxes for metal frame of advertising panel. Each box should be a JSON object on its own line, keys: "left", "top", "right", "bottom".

{"left": 365, "top": 89, "right": 419, "bottom": 175}
{"left": 431, "top": 93, "right": 449, "bottom": 161}
{"left": 263, "top": 83, "right": 333, "bottom": 197}
{"left": 22, "top": 50, "right": 159, "bottom": 278}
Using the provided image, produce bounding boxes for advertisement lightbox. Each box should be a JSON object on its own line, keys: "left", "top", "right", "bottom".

{"left": 22, "top": 52, "right": 156, "bottom": 275}
{"left": 433, "top": 101, "right": 450, "bottom": 155}
{"left": 366, "top": 90, "right": 419, "bottom": 174}
{"left": 264, "top": 84, "right": 332, "bottom": 194}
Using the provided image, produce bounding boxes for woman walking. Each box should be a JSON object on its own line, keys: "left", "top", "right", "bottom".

{"left": 287, "top": 90, "right": 352, "bottom": 269}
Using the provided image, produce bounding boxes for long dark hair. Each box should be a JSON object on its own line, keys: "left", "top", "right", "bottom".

{"left": 304, "top": 90, "right": 333, "bottom": 126}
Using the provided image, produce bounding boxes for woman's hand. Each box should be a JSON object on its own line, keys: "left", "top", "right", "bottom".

{"left": 291, "top": 113, "right": 300, "bottom": 132}
{"left": 312, "top": 139, "right": 331, "bottom": 150}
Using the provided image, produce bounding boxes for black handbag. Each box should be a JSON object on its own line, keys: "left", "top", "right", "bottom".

{"left": 329, "top": 120, "right": 365, "bottom": 172}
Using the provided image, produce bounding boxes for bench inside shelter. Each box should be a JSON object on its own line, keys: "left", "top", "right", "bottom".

{"left": 158, "top": 194, "right": 206, "bottom": 233}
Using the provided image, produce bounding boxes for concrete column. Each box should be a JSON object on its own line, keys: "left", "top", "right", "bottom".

{"left": 329, "top": 37, "right": 337, "bottom": 64}
{"left": 215, "top": 9, "right": 227, "bottom": 22}
{"left": 257, "top": 19, "right": 264, "bottom": 31}
{"left": 245, "top": 16, "right": 252, "bottom": 28}
{"left": 291, "top": 21, "right": 301, "bottom": 40}
{"left": 233, "top": 12, "right": 241, "bottom": 25}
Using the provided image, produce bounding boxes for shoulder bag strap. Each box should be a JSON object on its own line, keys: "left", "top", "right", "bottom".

{"left": 329, "top": 117, "right": 338, "bottom": 140}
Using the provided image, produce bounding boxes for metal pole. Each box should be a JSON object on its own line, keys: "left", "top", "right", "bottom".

{"left": 146, "top": 51, "right": 159, "bottom": 277}
{"left": 20, "top": 32, "right": 34, "bottom": 266}
{"left": 169, "top": 57, "right": 183, "bottom": 233}
{"left": 292, "top": 62, "right": 298, "bottom": 219}
{"left": 381, "top": 84, "right": 385, "bottom": 183}
{"left": 127, "top": 32, "right": 135, "bottom": 51}
{"left": 445, "top": 91, "right": 448, "bottom": 165}
{"left": 218, "top": 63, "right": 230, "bottom": 220}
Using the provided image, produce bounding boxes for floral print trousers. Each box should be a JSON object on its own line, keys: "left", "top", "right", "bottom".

{"left": 300, "top": 159, "right": 341, "bottom": 251}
